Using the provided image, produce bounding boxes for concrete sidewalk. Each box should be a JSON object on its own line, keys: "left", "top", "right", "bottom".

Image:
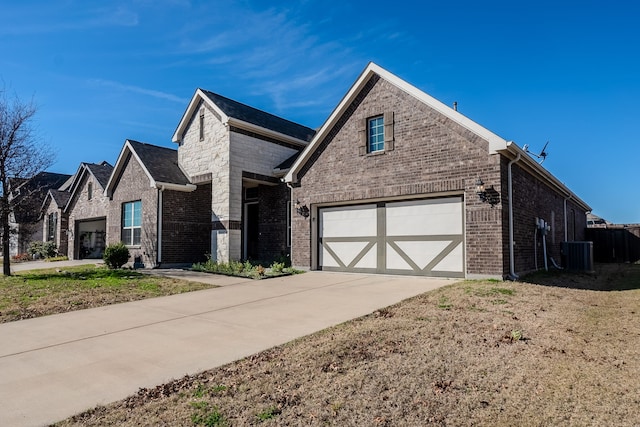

{"left": 9, "top": 259, "right": 104, "bottom": 273}
{"left": 0, "top": 271, "right": 453, "bottom": 426}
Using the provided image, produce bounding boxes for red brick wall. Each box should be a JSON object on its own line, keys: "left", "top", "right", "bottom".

{"left": 107, "top": 153, "right": 159, "bottom": 267}
{"left": 161, "top": 183, "right": 212, "bottom": 264}
{"left": 292, "top": 75, "right": 504, "bottom": 276}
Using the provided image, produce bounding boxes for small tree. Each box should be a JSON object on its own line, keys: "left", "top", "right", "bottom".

{"left": 103, "top": 242, "right": 130, "bottom": 269}
{"left": 0, "top": 88, "right": 53, "bottom": 275}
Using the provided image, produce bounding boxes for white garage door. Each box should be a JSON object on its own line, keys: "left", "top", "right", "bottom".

{"left": 319, "top": 197, "right": 464, "bottom": 277}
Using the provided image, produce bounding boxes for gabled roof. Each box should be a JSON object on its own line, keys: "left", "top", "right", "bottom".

{"left": 283, "top": 62, "right": 590, "bottom": 211}
{"left": 39, "top": 189, "right": 71, "bottom": 220}
{"left": 49, "top": 189, "right": 71, "bottom": 208}
{"left": 11, "top": 172, "right": 73, "bottom": 223}
{"left": 86, "top": 161, "right": 114, "bottom": 189}
{"left": 63, "top": 161, "right": 114, "bottom": 211}
{"left": 104, "top": 140, "right": 196, "bottom": 197}
{"left": 172, "top": 88, "right": 315, "bottom": 146}
{"left": 285, "top": 62, "right": 509, "bottom": 184}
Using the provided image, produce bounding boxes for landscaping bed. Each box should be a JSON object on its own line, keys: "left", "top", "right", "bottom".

{"left": 56, "top": 263, "right": 640, "bottom": 426}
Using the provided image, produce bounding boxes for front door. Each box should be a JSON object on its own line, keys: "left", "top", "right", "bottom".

{"left": 244, "top": 202, "right": 259, "bottom": 260}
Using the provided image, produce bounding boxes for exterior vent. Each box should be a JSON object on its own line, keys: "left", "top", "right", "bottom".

{"left": 562, "top": 241, "right": 594, "bottom": 273}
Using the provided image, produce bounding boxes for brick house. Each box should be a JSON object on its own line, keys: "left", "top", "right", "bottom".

{"left": 171, "top": 89, "right": 315, "bottom": 263}
{"left": 41, "top": 162, "right": 113, "bottom": 259}
{"left": 9, "top": 172, "right": 72, "bottom": 257}
{"left": 285, "top": 63, "right": 590, "bottom": 279}
{"left": 104, "top": 139, "right": 212, "bottom": 268}
{"left": 41, "top": 189, "right": 71, "bottom": 256}
{"left": 64, "top": 162, "right": 113, "bottom": 259}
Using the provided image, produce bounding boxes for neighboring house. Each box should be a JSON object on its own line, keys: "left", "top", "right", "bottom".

{"left": 41, "top": 189, "right": 71, "bottom": 256}
{"left": 285, "top": 63, "right": 591, "bottom": 279}
{"left": 8, "top": 172, "right": 72, "bottom": 257}
{"left": 41, "top": 162, "right": 113, "bottom": 259}
{"left": 104, "top": 140, "right": 211, "bottom": 268}
{"left": 64, "top": 161, "right": 114, "bottom": 259}
{"left": 171, "top": 89, "right": 315, "bottom": 263}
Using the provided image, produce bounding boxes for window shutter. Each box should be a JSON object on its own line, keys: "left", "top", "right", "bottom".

{"left": 384, "top": 111, "right": 394, "bottom": 151}
{"left": 358, "top": 118, "right": 367, "bottom": 155}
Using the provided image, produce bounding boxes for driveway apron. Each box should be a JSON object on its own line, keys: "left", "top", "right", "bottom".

{"left": 0, "top": 271, "right": 452, "bottom": 426}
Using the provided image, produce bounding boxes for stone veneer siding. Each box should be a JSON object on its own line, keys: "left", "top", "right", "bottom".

{"left": 66, "top": 172, "right": 110, "bottom": 259}
{"left": 177, "top": 99, "right": 302, "bottom": 262}
{"left": 161, "top": 183, "right": 212, "bottom": 264}
{"left": 291, "top": 74, "right": 504, "bottom": 277}
{"left": 42, "top": 201, "right": 68, "bottom": 257}
{"left": 106, "top": 153, "right": 159, "bottom": 267}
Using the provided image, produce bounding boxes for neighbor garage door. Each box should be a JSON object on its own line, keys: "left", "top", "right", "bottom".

{"left": 318, "top": 196, "right": 464, "bottom": 277}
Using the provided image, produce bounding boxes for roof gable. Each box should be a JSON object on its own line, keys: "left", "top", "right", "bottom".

{"left": 285, "top": 63, "right": 509, "bottom": 184}
{"left": 172, "top": 89, "right": 315, "bottom": 146}
{"left": 104, "top": 140, "right": 195, "bottom": 197}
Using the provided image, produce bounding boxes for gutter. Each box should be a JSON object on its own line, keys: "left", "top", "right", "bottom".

{"left": 154, "top": 182, "right": 197, "bottom": 192}
{"left": 507, "top": 153, "right": 521, "bottom": 280}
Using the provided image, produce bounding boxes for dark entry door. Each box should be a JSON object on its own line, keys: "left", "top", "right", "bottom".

{"left": 245, "top": 202, "right": 259, "bottom": 260}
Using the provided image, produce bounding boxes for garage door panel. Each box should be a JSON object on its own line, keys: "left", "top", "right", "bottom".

{"left": 432, "top": 242, "right": 464, "bottom": 272}
{"left": 321, "top": 240, "right": 377, "bottom": 269}
{"left": 319, "top": 204, "right": 377, "bottom": 237}
{"left": 386, "top": 198, "right": 462, "bottom": 236}
{"left": 387, "top": 240, "right": 451, "bottom": 271}
{"left": 319, "top": 197, "right": 464, "bottom": 277}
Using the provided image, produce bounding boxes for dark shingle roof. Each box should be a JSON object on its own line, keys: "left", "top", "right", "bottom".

{"left": 86, "top": 161, "right": 114, "bottom": 189}
{"left": 49, "top": 189, "right": 71, "bottom": 207}
{"left": 11, "top": 172, "right": 72, "bottom": 223}
{"left": 275, "top": 151, "right": 302, "bottom": 171}
{"left": 201, "top": 90, "right": 315, "bottom": 142}
{"left": 127, "top": 140, "right": 190, "bottom": 185}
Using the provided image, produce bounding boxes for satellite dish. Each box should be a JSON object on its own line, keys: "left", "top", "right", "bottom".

{"left": 524, "top": 141, "right": 550, "bottom": 164}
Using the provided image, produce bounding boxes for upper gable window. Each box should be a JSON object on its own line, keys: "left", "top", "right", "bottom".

{"left": 368, "top": 116, "right": 384, "bottom": 153}
{"left": 199, "top": 108, "right": 205, "bottom": 141}
{"left": 87, "top": 182, "right": 93, "bottom": 200}
{"left": 359, "top": 112, "right": 394, "bottom": 156}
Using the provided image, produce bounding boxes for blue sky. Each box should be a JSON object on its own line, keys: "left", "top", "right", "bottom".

{"left": 1, "top": 0, "right": 638, "bottom": 223}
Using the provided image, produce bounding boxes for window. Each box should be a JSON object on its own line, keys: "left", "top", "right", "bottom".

{"left": 359, "top": 112, "right": 393, "bottom": 155}
{"left": 368, "top": 116, "right": 384, "bottom": 153}
{"left": 122, "top": 201, "right": 142, "bottom": 245}
{"left": 199, "top": 108, "right": 205, "bottom": 141}
{"left": 47, "top": 212, "right": 57, "bottom": 243}
{"left": 87, "top": 182, "right": 92, "bottom": 200}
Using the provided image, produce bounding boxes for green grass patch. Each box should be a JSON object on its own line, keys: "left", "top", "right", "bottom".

{"left": 0, "top": 265, "right": 216, "bottom": 323}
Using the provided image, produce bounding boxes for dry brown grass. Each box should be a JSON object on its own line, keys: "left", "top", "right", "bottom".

{"left": 56, "top": 264, "right": 640, "bottom": 426}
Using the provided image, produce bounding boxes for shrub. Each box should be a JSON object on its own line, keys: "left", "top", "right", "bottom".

{"left": 103, "top": 242, "right": 130, "bottom": 269}
{"left": 27, "top": 241, "right": 58, "bottom": 259}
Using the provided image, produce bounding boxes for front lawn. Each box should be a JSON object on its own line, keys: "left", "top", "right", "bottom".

{"left": 56, "top": 263, "right": 640, "bottom": 426}
{"left": 0, "top": 265, "right": 218, "bottom": 323}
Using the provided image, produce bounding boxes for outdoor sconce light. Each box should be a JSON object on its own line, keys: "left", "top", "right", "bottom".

{"left": 295, "top": 199, "right": 310, "bottom": 218}
{"left": 475, "top": 178, "right": 499, "bottom": 206}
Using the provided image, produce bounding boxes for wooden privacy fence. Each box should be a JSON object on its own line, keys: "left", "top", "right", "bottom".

{"left": 586, "top": 226, "right": 640, "bottom": 263}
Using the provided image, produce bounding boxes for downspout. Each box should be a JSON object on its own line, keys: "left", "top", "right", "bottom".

{"left": 507, "top": 153, "right": 521, "bottom": 280}
{"left": 563, "top": 195, "right": 572, "bottom": 242}
{"left": 157, "top": 186, "right": 163, "bottom": 266}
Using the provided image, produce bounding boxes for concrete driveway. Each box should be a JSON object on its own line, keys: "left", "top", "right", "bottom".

{"left": 0, "top": 271, "right": 453, "bottom": 426}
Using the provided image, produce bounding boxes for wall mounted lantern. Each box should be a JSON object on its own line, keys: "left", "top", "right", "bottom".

{"left": 295, "top": 199, "right": 310, "bottom": 218}
{"left": 475, "top": 178, "right": 499, "bottom": 206}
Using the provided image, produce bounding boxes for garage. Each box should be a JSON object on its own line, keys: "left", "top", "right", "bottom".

{"left": 318, "top": 196, "right": 464, "bottom": 277}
